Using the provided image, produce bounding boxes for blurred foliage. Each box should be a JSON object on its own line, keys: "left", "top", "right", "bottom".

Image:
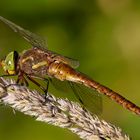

{"left": 0, "top": 0, "right": 140, "bottom": 139}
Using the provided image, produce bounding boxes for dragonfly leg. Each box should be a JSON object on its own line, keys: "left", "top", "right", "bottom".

{"left": 70, "top": 82, "right": 89, "bottom": 113}
{"left": 25, "top": 75, "right": 49, "bottom": 100}
{"left": 16, "top": 72, "right": 29, "bottom": 87}
{"left": 69, "top": 82, "right": 84, "bottom": 105}
{"left": 3, "top": 73, "right": 29, "bottom": 89}
{"left": 69, "top": 82, "right": 90, "bottom": 112}
{"left": 0, "top": 74, "right": 18, "bottom": 88}
{"left": 0, "top": 74, "right": 17, "bottom": 77}
{"left": 43, "top": 78, "right": 49, "bottom": 100}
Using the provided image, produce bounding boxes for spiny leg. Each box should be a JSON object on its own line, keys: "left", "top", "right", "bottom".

{"left": 0, "top": 74, "right": 17, "bottom": 77}
{"left": 0, "top": 74, "right": 18, "bottom": 88}
{"left": 18, "top": 76, "right": 29, "bottom": 86}
{"left": 26, "top": 75, "right": 49, "bottom": 100}
{"left": 0, "top": 73, "right": 29, "bottom": 88}
{"left": 69, "top": 81, "right": 84, "bottom": 105}
{"left": 28, "top": 75, "right": 49, "bottom": 97}
{"left": 16, "top": 74, "right": 29, "bottom": 87}
{"left": 69, "top": 81, "right": 88, "bottom": 112}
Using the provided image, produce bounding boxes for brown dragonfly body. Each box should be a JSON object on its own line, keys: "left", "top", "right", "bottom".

{"left": 0, "top": 16, "right": 140, "bottom": 116}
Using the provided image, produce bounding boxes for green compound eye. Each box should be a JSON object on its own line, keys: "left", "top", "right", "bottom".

{"left": 2, "top": 51, "right": 18, "bottom": 75}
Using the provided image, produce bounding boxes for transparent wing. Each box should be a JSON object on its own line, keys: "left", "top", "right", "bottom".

{"left": 49, "top": 78, "right": 71, "bottom": 92}
{"left": 49, "top": 51, "right": 79, "bottom": 68}
{"left": 56, "top": 55, "right": 79, "bottom": 68}
{"left": 0, "top": 16, "right": 46, "bottom": 48}
{"left": 0, "top": 16, "right": 79, "bottom": 67}
{"left": 50, "top": 78, "right": 102, "bottom": 114}
{"left": 69, "top": 81, "right": 102, "bottom": 115}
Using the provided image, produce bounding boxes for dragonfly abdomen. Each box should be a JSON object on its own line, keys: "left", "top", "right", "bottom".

{"left": 47, "top": 60, "right": 140, "bottom": 115}
{"left": 48, "top": 61, "right": 81, "bottom": 81}
{"left": 79, "top": 74, "right": 140, "bottom": 115}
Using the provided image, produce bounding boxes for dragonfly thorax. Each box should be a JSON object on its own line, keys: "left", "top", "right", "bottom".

{"left": 19, "top": 48, "right": 51, "bottom": 76}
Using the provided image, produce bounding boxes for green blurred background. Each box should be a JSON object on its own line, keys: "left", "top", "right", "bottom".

{"left": 0, "top": 0, "right": 140, "bottom": 139}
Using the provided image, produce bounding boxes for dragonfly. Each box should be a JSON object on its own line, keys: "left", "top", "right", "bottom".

{"left": 0, "top": 16, "right": 140, "bottom": 116}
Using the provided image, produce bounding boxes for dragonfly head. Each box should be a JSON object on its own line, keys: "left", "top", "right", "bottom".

{"left": 1, "top": 51, "right": 19, "bottom": 75}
